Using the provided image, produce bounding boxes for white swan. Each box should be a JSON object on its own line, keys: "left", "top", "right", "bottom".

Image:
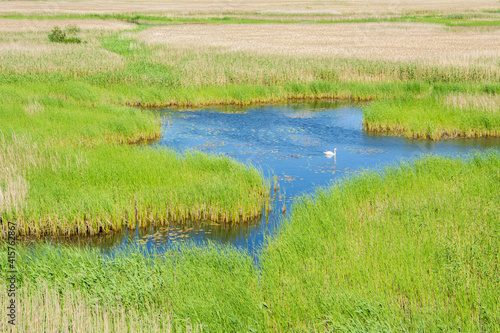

{"left": 324, "top": 148, "right": 337, "bottom": 158}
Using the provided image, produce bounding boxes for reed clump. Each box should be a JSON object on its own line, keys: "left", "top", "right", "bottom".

{"left": 1, "top": 242, "right": 262, "bottom": 332}
{"left": 363, "top": 95, "right": 500, "bottom": 139}
{"left": 261, "top": 151, "right": 500, "bottom": 331}
{"left": 443, "top": 92, "right": 500, "bottom": 113}
{"left": 1, "top": 146, "right": 269, "bottom": 238}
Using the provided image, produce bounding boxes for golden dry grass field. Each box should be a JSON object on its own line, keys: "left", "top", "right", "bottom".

{"left": 0, "top": 0, "right": 498, "bottom": 15}
{"left": 139, "top": 22, "right": 500, "bottom": 67}
{"left": 0, "top": 19, "right": 132, "bottom": 75}
{"left": 0, "top": 19, "right": 134, "bottom": 32}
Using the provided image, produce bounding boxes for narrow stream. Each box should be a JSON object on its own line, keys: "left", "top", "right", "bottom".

{"left": 44, "top": 101, "right": 500, "bottom": 253}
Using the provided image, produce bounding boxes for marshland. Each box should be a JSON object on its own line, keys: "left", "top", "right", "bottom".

{"left": 1, "top": 0, "right": 499, "bottom": 331}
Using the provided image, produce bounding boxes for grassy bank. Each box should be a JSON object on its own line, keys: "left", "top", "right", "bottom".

{"left": 364, "top": 93, "right": 500, "bottom": 139}
{"left": 0, "top": 27, "right": 274, "bottom": 237}
{"left": 1, "top": 143, "right": 268, "bottom": 237}
{"left": 262, "top": 151, "right": 500, "bottom": 331}
{"left": 1, "top": 243, "right": 262, "bottom": 332}
{"left": 3, "top": 152, "right": 500, "bottom": 331}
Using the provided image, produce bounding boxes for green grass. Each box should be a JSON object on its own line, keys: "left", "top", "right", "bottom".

{"left": 0, "top": 83, "right": 160, "bottom": 145}
{"left": 261, "top": 151, "right": 500, "bottom": 331}
{"left": 1, "top": 242, "right": 263, "bottom": 332}
{"left": 364, "top": 95, "right": 500, "bottom": 139}
{"left": 12, "top": 146, "right": 268, "bottom": 236}
{"left": 1, "top": 12, "right": 499, "bottom": 27}
{"left": 3, "top": 152, "right": 499, "bottom": 331}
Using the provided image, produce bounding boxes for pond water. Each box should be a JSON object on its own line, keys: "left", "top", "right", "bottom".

{"left": 52, "top": 101, "right": 500, "bottom": 253}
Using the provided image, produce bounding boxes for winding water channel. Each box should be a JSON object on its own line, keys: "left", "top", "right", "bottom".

{"left": 50, "top": 101, "right": 500, "bottom": 253}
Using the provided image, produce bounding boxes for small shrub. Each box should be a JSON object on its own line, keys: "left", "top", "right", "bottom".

{"left": 48, "top": 26, "right": 82, "bottom": 44}
{"left": 48, "top": 26, "right": 66, "bottom": 43}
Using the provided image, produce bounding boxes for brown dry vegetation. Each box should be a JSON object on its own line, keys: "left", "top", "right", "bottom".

{"left": 0, "top": 19, "right": 134, "bottom": 32}
{"left": 0, "top": 282, "right": 199, "bottom": 332}
{"left": 0, "top": 135, "right": 41, "bottom": 216}
{"left": 0, "top": 22, "right": 130, "bottom": 75}
{"left": 0, "top": 30, "right": 126, "bottom": 74}
{"left": 443, "top": 93, "right": 500, "bottom": 113}
{"left": 0, "top": 0, "right": 497, "bottom": 15}
{"left": 140, "top": 23, "right": 500, "bottom": 67}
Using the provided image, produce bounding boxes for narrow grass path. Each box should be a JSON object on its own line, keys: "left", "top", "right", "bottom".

{"left": 1, "top": 12, "right": 499, "bottom": 27}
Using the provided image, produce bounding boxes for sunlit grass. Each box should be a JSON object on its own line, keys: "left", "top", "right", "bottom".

{"left": 1, "top": 242, "right": 263, "bottom": 332}
{"left": 0, "top": 87, "right": 160, "bottom": 146}
{"left": 4, "top": 146, "right": 268, "bottom": 237}
{"left": 364, "top": 95, "right": 500, "bottom": 139}
{"left": 261, "top": 151, "right": 500, "bottom": 331}
{"left": 3, "top": 152, "right": 499, "bottom": 331}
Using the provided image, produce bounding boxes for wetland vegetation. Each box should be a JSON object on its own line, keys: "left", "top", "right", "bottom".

{"left": 2, "top": 152, "right": 499, "bottom": 331}
{"left": 1, "top": 1, "right": 499, "bottom": 331}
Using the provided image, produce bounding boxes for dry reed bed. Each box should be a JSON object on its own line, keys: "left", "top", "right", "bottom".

{"left": 0, "top": 43, "right": 126, "bottom": 74}
{"left": 140, "top": 22, "right": 500, "bottom": 67}
{"left": 0, "top": 135, "right": 46, "bottom": 217}
{"left": 0, "top": 0, "right": 497, "bottom": 15}
{"left": 0, "top": 282, "right": 187, "bottom": 332}
{"left": 0, "top": 142, "right": 266, "bottom": 238}
{"left": 0, "top": 19, "right": 134, "bottom": 32}
{"left": 443, "top": 93, "right": 500, "bottom": 113}
{"left": 0, "top": 29, "right": 126, "bottom": 74}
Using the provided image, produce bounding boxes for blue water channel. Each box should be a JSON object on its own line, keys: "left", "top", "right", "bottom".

{"left": 57, "top": 101, "right": 500, "bottom": 253}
